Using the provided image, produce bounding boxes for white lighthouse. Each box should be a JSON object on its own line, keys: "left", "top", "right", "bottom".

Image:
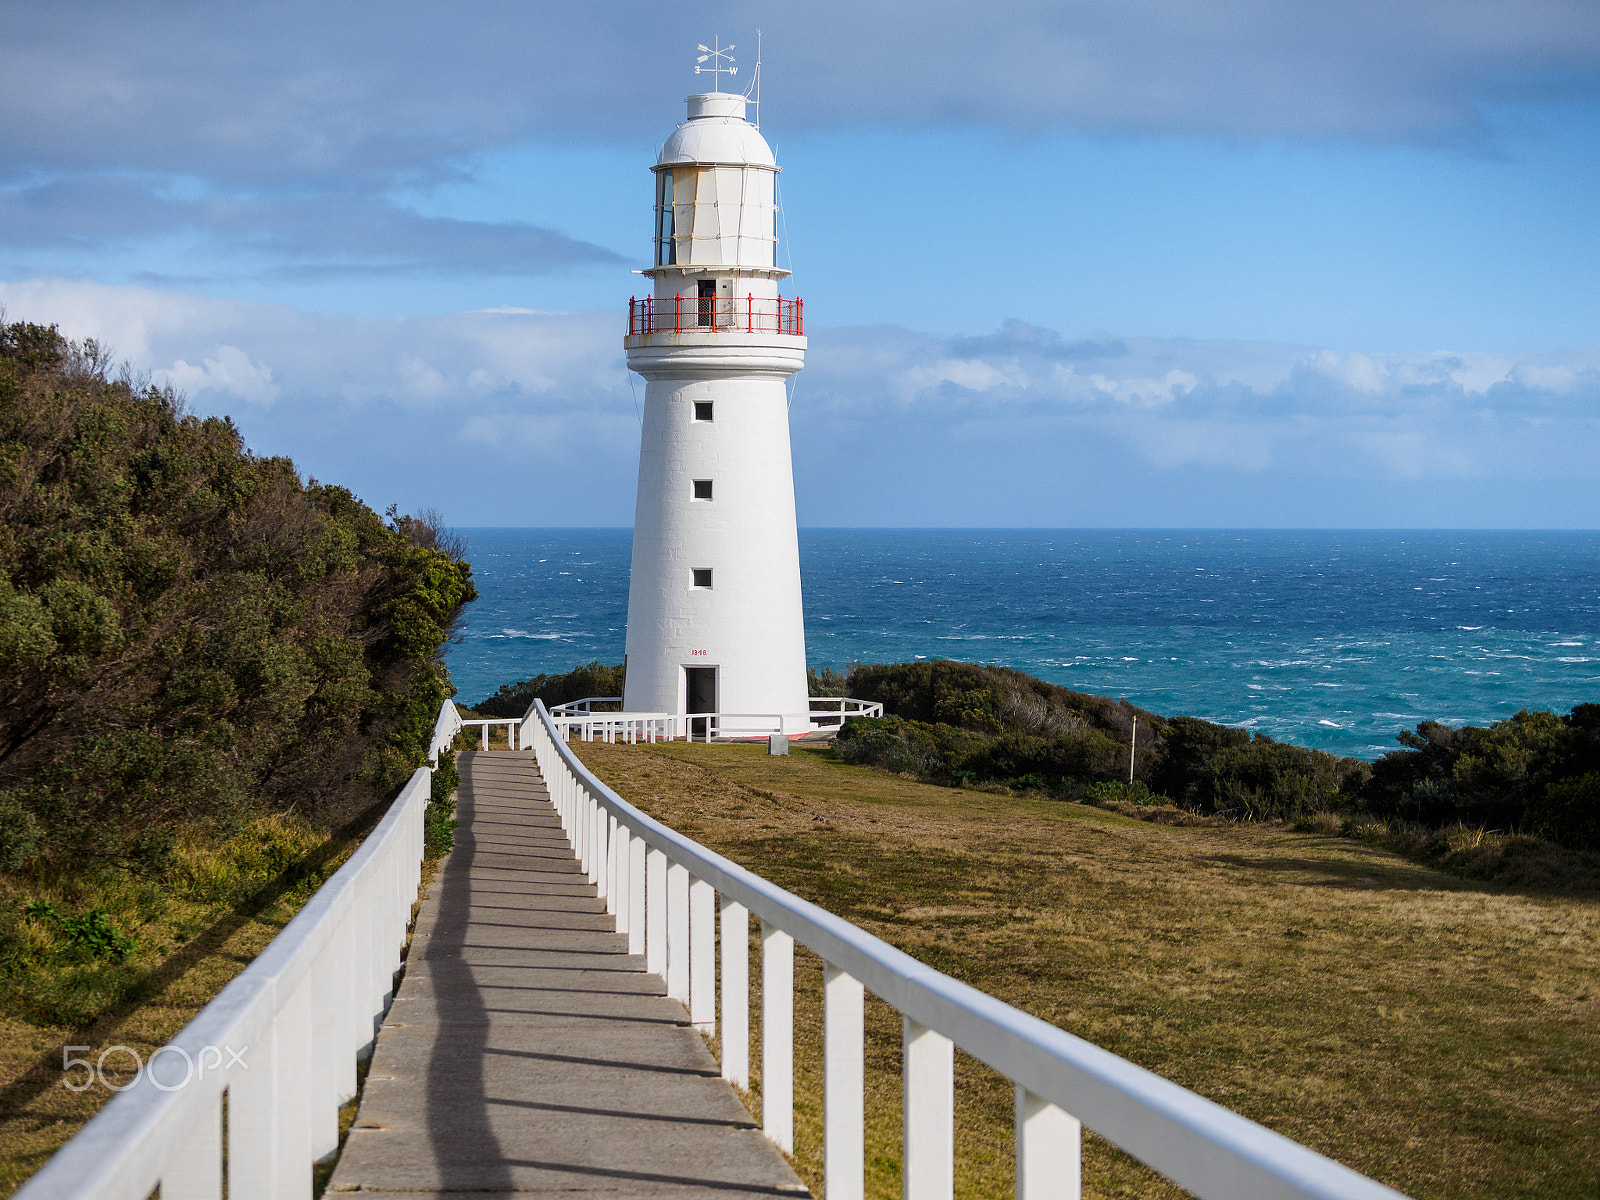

{"left": 621, "top": 68, "right": 810, "bottom": 734}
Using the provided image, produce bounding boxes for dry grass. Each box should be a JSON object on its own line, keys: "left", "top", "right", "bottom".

{"left": 574, "top": 738, "right": 1600, "bottom": 1200}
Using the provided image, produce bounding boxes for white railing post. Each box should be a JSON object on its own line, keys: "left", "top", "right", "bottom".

{"left": 333, "top": 913, "right": 359, "bottom": 1089}
{"left": 228, "top": 1019, "right": 278, "bottom": 1200}
{"left": 1015, "top": 1087, "right": 1081, "bottom": 1200}
{"left": 593, "top": 800, "right": 609, "bottom": 900}
{"left": 309, "top": 941, "right": 343, "bottom": 1160}
{"left": 613, "top": 824, "right": 630, "bottom": 935}
{"left": 903, "top": 1018, "right": 954, "bottom": 1200}
{"left": 569, "top": 776, "right": 580, "bottom": 855}
{"left": 347, "top": 885, "right": 373, "bottom": 1059}
{"left": 646, "top": 847, "right": 667, "bottom": 976}
{"left": 366, "top": 864, "right": 388, "bottom": 1041}
{"left": 761, "top": 922, "right": 794, "bottom": 1154}
{"left": 161, "top": 1093, "right": 223, "bottom": 1200}
{"left": 274, "top": 977, "right": 313, "bottom": 1197}
{"left": 719, "top": 897, "right": 749, "bottom": 1089}
{"left": 825, "top": 964, "right": 866, "bottom": 1200}
{"left": 582, "top": 788, "right": 596, "bottom": 881}
{"left": 629, "top": 835, "right": 647, "bottom": 956}
{"left": 667, "top": 861, "right": 690, "bottom": 1004}
{"left": 689, "top": 877, "right": 715, "bottom": 1032}
{"left": 606, "top": 814, "right": 620, "bottom": 911}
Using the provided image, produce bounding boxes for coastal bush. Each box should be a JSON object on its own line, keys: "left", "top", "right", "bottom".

{"left": 839, "top": 659, "right": 1599, "bottom": 860}
{"left": 1361, "top": 705, "right": 1600, "bottom": 850}
{"left": 849, "top": 659, "right": 1159, "bottom": 746}
{"left": 0, "top": 318, "right": 476, "bottom": 876}
{"left": 808, "top": 666, "right": 848, "bottom": 697}
{"left": 840, "top": 661, "right": 1160, "bottom": 796}
{"left": 840, "top": 660, "right": 1369, "bottom": 818}
{"left": 1082, "top": 780, "right": 1166, "bottom": 806}
{"left": 474, "top": 660, "right": 625, "bottom": 718}
{"left": 1149, "top": 716, "right": 1366, "bottom": 821}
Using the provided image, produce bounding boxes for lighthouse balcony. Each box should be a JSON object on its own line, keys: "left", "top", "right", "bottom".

{"left": 627, "top": 295, "right": 804, "bottom": 337}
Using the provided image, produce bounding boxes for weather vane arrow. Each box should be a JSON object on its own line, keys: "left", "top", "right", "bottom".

{"left": 695, "top": 37, "right": 737, "bottom": 86}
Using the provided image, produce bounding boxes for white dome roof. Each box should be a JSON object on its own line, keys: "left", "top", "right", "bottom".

{"left": 656, "top": 93, "right": 776, "bottom": 169}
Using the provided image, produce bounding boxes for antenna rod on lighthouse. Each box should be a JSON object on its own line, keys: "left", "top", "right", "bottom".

{"left": 750, "top": 29, "right": 763, "bottom": 129}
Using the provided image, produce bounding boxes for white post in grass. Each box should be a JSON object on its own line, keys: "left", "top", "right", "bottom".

{"left": 1129, "top": 716, "right": 1137, "bottom": 785}
{"left": 824, "top": 964, "right": 866, "bottom": 1200}
{"left": 667, "top": 861, "right": 690, "bottom": 1003}
{"left": 689, "top": 877, "right": 716, "bottom": 1031}
{"left": 902, "top": 1017, "right": 953, "bottom": 1200}
{"left": 720, "top": 897, "right": 749, "bottom": 1089}
{"left": 761, "top": 922, "right": 795, "bottom": 1153}
{"left": 1015, "top": 1086, "right": 1081, "bottom": 1200}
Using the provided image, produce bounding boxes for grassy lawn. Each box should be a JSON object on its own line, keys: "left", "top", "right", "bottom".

{"left": 573, "top": 738, "right": 1600, "bottom": 1200}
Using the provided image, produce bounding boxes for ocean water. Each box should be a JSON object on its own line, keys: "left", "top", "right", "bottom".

{"left": 446, "top": 529, "right": 1600, "bottom": 760}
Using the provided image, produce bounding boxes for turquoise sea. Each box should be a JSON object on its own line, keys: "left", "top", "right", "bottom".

{"left": 445, "top": 529, "right": 1600, "bottom": 761}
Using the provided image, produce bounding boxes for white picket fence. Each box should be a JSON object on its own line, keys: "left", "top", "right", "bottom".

{"left": 521, "top": 696, "right": 1410, "bottom": 1200}
{"left": 545, "top": 694, "right": 885, "bottom": 743}
{"left": 14, "top": 701, "right": 459, "bottom": 1200}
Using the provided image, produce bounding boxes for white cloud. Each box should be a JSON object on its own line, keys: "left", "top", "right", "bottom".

{"left": 4, "top": 281, "right": 1598, "bottom": 526}
{"left": 166, "top": 345, "right": 279, "bottom": 405}
{"left": 802, "top": 321, "right": 1600, "bottom": 491}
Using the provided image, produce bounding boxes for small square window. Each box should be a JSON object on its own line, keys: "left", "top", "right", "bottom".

{"left": 692, "top": 568, "right": 713, "bottom": 589}
{"left": 693, "top": 479, "right": 713, "bottom": 500}
{"left": 693, "top": 401, "right": 714, "bottom": 422}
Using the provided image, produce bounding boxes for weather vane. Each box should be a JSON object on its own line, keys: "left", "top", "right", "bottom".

{"left": 695, "top": 38, "right": 737, "bottom": 88}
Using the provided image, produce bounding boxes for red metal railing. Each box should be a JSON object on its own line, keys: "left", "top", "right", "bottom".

{"left": 628, "top": 295, "right": 804, "bottom": 336}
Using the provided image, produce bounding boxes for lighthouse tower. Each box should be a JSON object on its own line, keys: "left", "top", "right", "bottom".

{"left": 621, "top": 77, "right": 809, "bottom": 732}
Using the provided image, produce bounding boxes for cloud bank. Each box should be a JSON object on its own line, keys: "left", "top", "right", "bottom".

{"left": 6, "top": 0, "right": 1598, "bottom": 187}
{"left": 4, "top": 280, "right": 1596, "bottom": 528}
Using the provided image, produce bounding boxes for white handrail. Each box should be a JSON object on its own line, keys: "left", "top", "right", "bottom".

{"left": 522, "top": 697, "right": 1408, "bottom": 1200}
{"left": 429, "top": 698, "right": 464, "bottom": 764}
{"left": 18, "top": 754, "right": 436, "bottom": 1200}
{"left": 458, "top": 717, "right": 520, "bottom": 751}
{"left": 550, "top": 695, "right": 624, "bottom": 716}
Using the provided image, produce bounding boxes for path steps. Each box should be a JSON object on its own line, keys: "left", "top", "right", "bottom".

{"left": 329, "top": 750, "right": 808, "bottom": 1199}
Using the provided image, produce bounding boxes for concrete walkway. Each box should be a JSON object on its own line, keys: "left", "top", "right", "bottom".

{"left": 329, "top": 750, "right": 807, "bottom": 1199}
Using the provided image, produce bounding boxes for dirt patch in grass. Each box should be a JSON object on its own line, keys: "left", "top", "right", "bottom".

{"left": 575, "top": 739, "right": 1600, "bottom": 1200}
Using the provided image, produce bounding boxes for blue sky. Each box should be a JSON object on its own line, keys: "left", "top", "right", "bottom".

{"left": 3, "top": 1, "right": 1598, "bottom": 527}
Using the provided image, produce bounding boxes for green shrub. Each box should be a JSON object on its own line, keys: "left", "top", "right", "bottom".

{"left": 23, "top": 902, "right": 138, "bottom": 963}
{"left": 838, "top": 661, "right": 1371, "bottom": 819}
{"left": 0, "top": 320, "right": 475, "bottom": 875}
{"left": 474, "top": 660, "right": 624, "bottom": 718}
{"left": 1149, "top": 717, "right": 1362, "bottom": 821}
{"left": 426, "top": 755, "right": 461, "bottom": 857}
{"left": 1363, "top": 704, "right": 1600, "bottom": 850}
{"left": 807, "top": 666, "right": 848, "bottom": 697}
{"left": 1082, "top": 780, "right": 1167, "bottom": 807}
